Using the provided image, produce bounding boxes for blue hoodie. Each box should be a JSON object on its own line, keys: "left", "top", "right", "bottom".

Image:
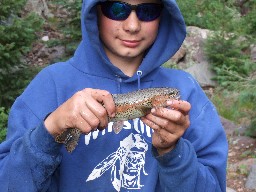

{"left": 0, "top": 0, "right": 228, "bottom": 191}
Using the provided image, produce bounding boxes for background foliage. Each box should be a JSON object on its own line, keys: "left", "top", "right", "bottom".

{"left": 57, "top": 0, "right": 82, "bottom": 56}
{"left": 0, "top": 107, "right": 8, "bottom": 142}
{"left": 0, "top": 0, "right": 43, "bottom": 108}
{"left": 0, "top": 0, "right": 255, "bottom": 142}
{"left": 177, "top": 0, "right": 256, "bottom": 136}
{"left": 47, "top": 0, "right": 82, "bottom": 59}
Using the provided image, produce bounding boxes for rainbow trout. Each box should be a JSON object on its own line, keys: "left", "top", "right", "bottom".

{"left": 55, "top": 87, "right": 180, "bottom": 152}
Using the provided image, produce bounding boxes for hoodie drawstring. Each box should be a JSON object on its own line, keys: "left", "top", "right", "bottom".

{"left": 136, "top": 70, "right": 142, "bottom": 90}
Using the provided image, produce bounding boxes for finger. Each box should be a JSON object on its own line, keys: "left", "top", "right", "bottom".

{"left": 141, "top": 116, "right": 182, "bottom": 152}
{"left": 79, "top": 109, "right": 101, "bottom": 130}
{"left": 142, "top": 113, "right": 174, "bottom": 132}
{"left": 167, "top": 100, "right": 191, "bottom": 115}
{"left": 75, "top": 117, "right": 93, "bottom": 134}
{"left": 141, "top": 116, "right": 162, "bottom": 131}
{"left": 82, "top": 89, "right": 112, "bottom": 128}
{"left": 84, "top": 101, "right": 108, "bottom": 129}
{"left": 89, "top": 89, "right": 116, "bottom": 118}
{"left": 156, "top": 107, "right": 190, "bottom": 130}
{"left": 151, "top": 107, "right": 187, "bottom": 126}
{"left": 142, "top": 110, "right": 189, "bottom": 136}
{"left": 141, "top": 116, "right": 172, "bottom": 146}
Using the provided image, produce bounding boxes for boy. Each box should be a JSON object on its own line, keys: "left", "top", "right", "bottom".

{"left": 0, "top": 0, "right": 228, "bottom": 191}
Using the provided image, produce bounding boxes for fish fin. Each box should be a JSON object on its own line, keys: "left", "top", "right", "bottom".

{"left": 138, "top": 106, "right": 151, "bottom": 116}
{"left": 112, "top": 121, "right": 124, "bottom": 134}
{"left": 55, "top": 130, "right": 69, "bottom": 143}
{"left": 55, "top": 128, "right": 81, "bottom": 153}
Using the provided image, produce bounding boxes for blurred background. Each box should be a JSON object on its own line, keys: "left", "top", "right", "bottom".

{"left": 0, "top": 0, "right": 255, "bottom": 191}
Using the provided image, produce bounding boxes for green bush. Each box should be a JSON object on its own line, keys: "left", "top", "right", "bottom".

{"left": 204, "top": 31, "right": 255, "bottom": 135}
{"left": 61, "top": 0, "right": 82, "bottom": 55}
{"left": 0, "top": 0, "right": 43, "bottom": 108}
{"left": 237, "top": 79, "right": 256, "bottom": 137}
{"left": 236, "top": 0, "right": 256, "bottom": 37}
{"left": 212, "top": 77, "right": 256, "bottom": 138}
{"left": 0, "top": 0, "right": 27, "bottom": 19}
{"left": 177, "top": 0, "right": 238, "bottom": 31}
{"left": 204, "top": 32, "right": 254, "bottom": 86}
{"left": 0, "top": 107, "right": 8, "bottom": 143}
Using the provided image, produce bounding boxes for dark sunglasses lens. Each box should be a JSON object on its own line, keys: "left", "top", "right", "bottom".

{"left": 137, "top": 4, "right": 162, "bottom": 21}
{"left": 101, "top": 2, "right": 131, "bottom": 20}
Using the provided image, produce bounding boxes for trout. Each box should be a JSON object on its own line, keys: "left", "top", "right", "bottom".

{"left": 55, "top": 87, "right": 180, "bottom": 152}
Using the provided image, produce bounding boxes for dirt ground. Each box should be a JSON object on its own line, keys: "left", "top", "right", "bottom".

{"left": 227, "top": 134, "right": 256, "bottom": 192}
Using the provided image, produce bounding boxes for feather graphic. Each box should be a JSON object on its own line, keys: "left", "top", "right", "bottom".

{"left": 86, "top": 151, "right": 120, "bottom": 181}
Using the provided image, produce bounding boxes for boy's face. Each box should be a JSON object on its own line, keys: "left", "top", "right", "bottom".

{"left": 98, "top": 0, "right": 162, "bottom": 63}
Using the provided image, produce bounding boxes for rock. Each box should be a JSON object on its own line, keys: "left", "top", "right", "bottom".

{"left": 226, "top": 187, "right": 236, "bottom": 192}
{"left": 245, "top": 164, "right": 256, "bottom": 190}
{"left": 47, "top": 46, "right": 66, "bottom": 63}
{"left": 185, "top": 62, "right": 216, "bottom": 88}
{"left": 29, "top": 44, "right": 65, "bottom": 65}
{"left": 170, "top": 46, "right": 186, "bottom": 64}
{"left": 25, "top": 0, "right": 53, "bottom": 18}
{"left": 167, "top": 26, "right": 216, "bottom": 88}
{"left": 220, "top": 117, "right": 244, "bottom": 136}
{"left": 182, "top": 26, "right": 212, "bottom": 67}
{"left": 41, "top": 36, "right": 49, "bottom": 42}
{"left": 183, "top": 26, "right": 216, "bottom": 88}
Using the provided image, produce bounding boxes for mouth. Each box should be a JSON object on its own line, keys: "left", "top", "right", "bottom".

{"left": 121, "top": 39, "right": 141, "bottom": 48}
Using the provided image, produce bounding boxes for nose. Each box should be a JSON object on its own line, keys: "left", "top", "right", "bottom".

{"left": 122, "top": 11, "right": 141, "bottom": 33}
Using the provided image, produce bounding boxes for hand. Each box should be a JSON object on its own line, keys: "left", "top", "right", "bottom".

{"left": 44, "top": 88, "right": 116, "bottom": 136}
{"left": 141, "top": 100, "right": 191, "bottom": 156}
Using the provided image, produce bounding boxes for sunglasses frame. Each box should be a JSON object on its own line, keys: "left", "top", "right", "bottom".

{"left": 100, "top": 1, "right": 163, "bottom": 22}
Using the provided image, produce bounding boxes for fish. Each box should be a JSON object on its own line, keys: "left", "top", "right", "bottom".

{"left": 55, "top": 87, "right": 180, "bottom": 152}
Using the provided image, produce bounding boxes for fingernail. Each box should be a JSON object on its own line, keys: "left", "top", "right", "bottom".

{"left": 151, "top": 108, "right": 156, "bottom": 113}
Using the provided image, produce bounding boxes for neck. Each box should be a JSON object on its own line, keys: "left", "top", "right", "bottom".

{"left": 108, "top": 55, "right": 144, "bottom": 77}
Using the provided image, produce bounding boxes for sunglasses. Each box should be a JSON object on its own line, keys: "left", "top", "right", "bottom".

{"left": 100, "top": 1, "right": 163, "bottom": 22}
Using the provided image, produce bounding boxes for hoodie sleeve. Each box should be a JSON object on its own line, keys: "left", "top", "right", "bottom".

{"left": 0, "top": 68, "right": 62, "bottom": 191}
{"left": 152, "top": 100, "right": 228, "bottom": 192}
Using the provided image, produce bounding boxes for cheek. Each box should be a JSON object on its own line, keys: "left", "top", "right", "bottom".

{"left": 98, "top": 12, "right": 114, "bottom": 39}
{"left": 99, "top": 18, "right": 109, "bottom": 34}
{"left": 99, "top": 19, "right": 120, "bottom": 42}
{"left": 143, "top": 22, "right": 160, "bottom": 43}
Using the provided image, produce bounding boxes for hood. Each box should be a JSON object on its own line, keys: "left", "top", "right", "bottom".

{"left": 70, "top": 0, "right": 186, "bottom": 82}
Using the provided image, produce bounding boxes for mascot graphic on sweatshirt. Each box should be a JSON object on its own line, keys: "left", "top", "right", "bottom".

{"left": 86, "top": 133, "right": 148, "bottom": 191}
